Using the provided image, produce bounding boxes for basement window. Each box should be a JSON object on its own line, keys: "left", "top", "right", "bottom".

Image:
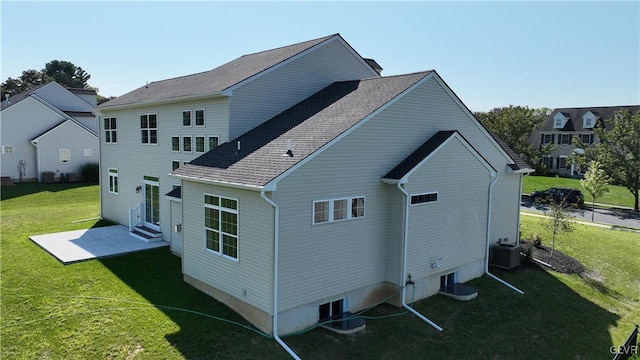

{"left": 440, "top": 272, "right": 458, "bottom": 290}
{"left": 319, "top": 298, "right": 344, "bottom": 323}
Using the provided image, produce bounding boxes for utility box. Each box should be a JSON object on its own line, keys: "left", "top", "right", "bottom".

{"left": 42, "top": 172, "right": 55, "bottom": 183}
{"left": 67, "top": 172, "right": 78, "bottom": 182}
{"left": 489, "top": 244, "right": 521, "bottom": 269}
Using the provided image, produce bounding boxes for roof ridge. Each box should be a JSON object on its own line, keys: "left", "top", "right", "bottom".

{"left": 239, "top": 33, "right": 337, "bottom": 58}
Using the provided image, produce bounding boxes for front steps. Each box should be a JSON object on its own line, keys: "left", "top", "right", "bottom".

{"left": 130, "top": 226, "right": 163, "bottom": 242}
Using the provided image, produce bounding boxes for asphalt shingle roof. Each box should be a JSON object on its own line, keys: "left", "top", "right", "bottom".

{"left": 541, "top": 105, "right": 640, "bottom": 132}
{"left": 97, "top": 34, "right": 338, "bottom": 108}
{"left": 383, "top": 131, "right": 458, "bottom": 180}
{"left": 172, "top": 71, "right": 433, "bottom": 187}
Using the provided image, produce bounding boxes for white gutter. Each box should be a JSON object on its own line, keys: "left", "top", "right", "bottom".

{"left": 396, "top": 183, "right": 443, "bottom": 332}
{"left": 484, "top": 172, "right": 525, "bottom": 295}
{"left": 260, "top": 191, "right": 301, "bottom": 360}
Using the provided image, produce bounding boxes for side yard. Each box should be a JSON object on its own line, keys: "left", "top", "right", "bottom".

{"left": 1, "top": 183, "right": 638, "bottom": 359}
{"left": 523, "top": 175, "right": 635, "bottom": 209}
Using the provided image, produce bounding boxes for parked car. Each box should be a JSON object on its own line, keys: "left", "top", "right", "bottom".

{"left": 530, "top": 187, "right": 584, "bottom": 207}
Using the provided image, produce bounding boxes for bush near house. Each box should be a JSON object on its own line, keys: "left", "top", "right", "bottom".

{"left": 1, "top": 184, "right": 638, "bottom": 359}
{"left": 79, "top": 162, "right": 99, "bottom": 183}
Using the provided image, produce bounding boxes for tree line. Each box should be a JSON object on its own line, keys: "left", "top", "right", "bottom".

{"left": 1, "top": 60, "right": 113, "bottom": 104}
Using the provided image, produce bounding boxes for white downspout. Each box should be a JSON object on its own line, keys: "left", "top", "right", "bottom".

{"left": 396, "top": 183, "right": 443, "bottom": 332}
{"left": 260, "top": 191, "right": 301, "bottom": 360}
{"left": 31, "top": 140, "right": 41, "bottom": 182}
{"left": 484, "top": 172, "right": 524, "bottom": 295}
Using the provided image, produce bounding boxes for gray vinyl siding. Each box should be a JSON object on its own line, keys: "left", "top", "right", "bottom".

{"left": 181, "top": 181, "right": 274, "bottom": 313}
{"left": 385, "top": 188, "right": 405, "bottom": 285}
{"left": 228, "top": 38, "right": 378, "bottom": 139}
{"left": 489, "top": 174, "right": 521, "bottom": 244}
{"left": 33, "top": 121, "right": 98, "bottom": 180}
{"left": 403, "top": 137, "right": 491, "bottom": 279}
{"left": 1, "top": 97, "right": 67, "bottom": 180}
{"left": 273, "top": 75, "right": 518, "bottom": 311}
{"left": 99, "top": 97, "right": 229, "bottom": 234}
{"left": 33, "top": 82, "right": 94, "bottom": 112}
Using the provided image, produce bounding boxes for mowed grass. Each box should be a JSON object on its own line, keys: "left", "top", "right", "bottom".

{"left": 2, "top": 183, "right": 639, "bottom": 359}
{"left": 523, "top": 175, "right": 635, "bottom": 208}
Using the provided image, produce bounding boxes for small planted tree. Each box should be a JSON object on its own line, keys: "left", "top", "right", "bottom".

{"left": 580, "top": 161, "right": 610, "bottom": 222}
{"left": 542, "top": 201, "right": 574, "bottom": 257}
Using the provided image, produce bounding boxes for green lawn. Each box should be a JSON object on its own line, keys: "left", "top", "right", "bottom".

{"left": 2, "top": 184, "right": 638, "bottom": 359}
{"left": 523, "top": 175, "right": 635, "bottom": 209}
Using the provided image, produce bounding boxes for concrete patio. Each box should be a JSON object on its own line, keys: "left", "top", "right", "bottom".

{"left": 30, "top": 225, "right": 169, "bottom": 264}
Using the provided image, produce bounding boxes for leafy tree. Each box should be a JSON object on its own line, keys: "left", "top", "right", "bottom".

{"left": 580, "top": 161, "right": 610, "bottom": 222}
{"left": 2, "top": 60, "right": 92, "bottom": 99}
{"left": 43, "top": 60, "right": 90, "bottom": 89}
{"left": 542, "top": 201, "right": 574, "bottom": 257}
{"left": 573, "top": 109, "right": 640, "bottom": 211}
{"left": 475, "top": 106, "right": 554, "bottom": 172}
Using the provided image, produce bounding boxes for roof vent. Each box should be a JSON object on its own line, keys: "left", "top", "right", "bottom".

{"left": 4, "top": 94, "right": 9, "bottom": 106}
{"left": 364, "top": 58, "right": 383, "bottom": 75}
{"left": 283, "top": 139, "right": 293, "bottom": 157}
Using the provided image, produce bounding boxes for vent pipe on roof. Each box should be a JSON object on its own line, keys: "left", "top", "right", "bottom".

{"left": 283, "top": 139, "right": 293, "bottom": 157}
{"left": 4, "top": 94, "right": 9, "bottom": 106}
{"left": 237, "top": 141, "right": 241, "bottom": 153}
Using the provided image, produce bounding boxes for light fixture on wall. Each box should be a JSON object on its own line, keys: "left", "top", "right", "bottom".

{"left": 135, "top": 185, "right": 142, "bottom": 193}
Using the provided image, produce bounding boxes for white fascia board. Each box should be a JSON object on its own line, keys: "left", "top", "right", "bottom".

{"left": 430, "top": 73, "right": 516, "bottom": 167}
{"left": 398, "top": 133, "right": 496, "bottom": 184}
{"left": 94, "top": 91, "right": 226, "bottom": 115}
{"left": 169, "top": 172, "right": 265, "bottom": 192}
{"left": 263, "top": 72, "right": 435, "bottom": 190}
{"left": 32, "top": 119, "right": 98, "bottom": 142}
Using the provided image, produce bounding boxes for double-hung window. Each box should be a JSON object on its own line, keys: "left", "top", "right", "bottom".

{"left": 140, "top": 114, "right": 158, "bottom": 144}
{"left": 313, "top": 196, "right": 365, "bottom": 224}
{"left": 108, "top": 168, "right": 119, "bottom": 194}
{"left": 209, "top": 136, "right": 219, "bottom": 150}
{"left": 182, "top": 110, "right": 192, "bottom": 126}
{"left": 183, "top": 136, "right": 192, "bottom": 152}
{"left": 195, "top": 109, "right": 205, "bottom": 126}
{"left": 195, "top": 136, "right": 205, "bottom": 153}
{"left": 104, "top": 117, "right": 117, "bottom": 143}
{"left": 559, "top": 134, "right": 571, "bottom": 145}
{"left": 171, "top": 136, "right": 180, "bottom": 151}
{"left": 204, "top": 194, "right": 238, "bottom": 260}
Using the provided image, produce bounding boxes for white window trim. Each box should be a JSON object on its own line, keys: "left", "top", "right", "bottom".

{"left": 558, "top": 156, "right": 568, "bottom": 169}
{"left": 182, "top": 135, "right": 193, "bottom": 153}
{"left": 410, "top": 192, "right": 439, "bottom": 206}
{"left": 104, "top": 117, "right": 117, "bottom": 144}
{"left": 312, "top": 196, "right": 365, "bottom": 225}
{"left": 171, "top": 136, "right": 181, "bottom": 152}
{"left": 195, "top": 109, "right": 206, "bottom": 127}
{"left": 195, "top": 136, "right": 206, "bottom": 153}
{"left": 140, "top": 113, "right": 158, "bottom": 145}
{"left": 560, "top": 134, "right": 571, "bottom": 145}
{"left": 204, "top": 194, "right": 239, "bottom": 262}
{"left": 1, "top": 145, "right": 14, "bottom": 154}
{"left": 182, "top": 110, "right": 192, "bottom": 127}
{"left": 171, "top": 160, "right": 180, "bottom": 171}
{"left": 208, "top": 135, "right": 220, "bottom": 151}
{"left": 108, "top": 168, "right": 119, "bottom": 194}
{"left": 542, "top": 134, "right": 553, "bottom": 144}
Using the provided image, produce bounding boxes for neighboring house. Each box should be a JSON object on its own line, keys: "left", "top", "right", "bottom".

{"left": 532, "top": 105, "right": 640, "bottom": 176}
{"left": 0, "top": 82, "right": 98, "bottom": 182}
{"left": 95, "top": 34, "right": 532, "bottom": 336}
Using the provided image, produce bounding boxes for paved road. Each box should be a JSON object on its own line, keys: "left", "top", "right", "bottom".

{"left": 521, "top": 198, "right": 640, "bottom": 229}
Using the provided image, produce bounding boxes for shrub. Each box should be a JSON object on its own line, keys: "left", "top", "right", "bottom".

{"left": 79, "top": 163, "right": 99, "bottom": 183}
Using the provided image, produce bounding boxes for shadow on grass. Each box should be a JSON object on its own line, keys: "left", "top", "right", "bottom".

{"left": 284, "top": 267, "right": 621, "bottom": 360}
{"left": 100, "top": 246, "right": 622, "bottom": 360}
{"left": 0, "top": 182, "right": 98, "bottom": 201}
{"left": 99, "top": 249, "right": 287, "bottom": 359}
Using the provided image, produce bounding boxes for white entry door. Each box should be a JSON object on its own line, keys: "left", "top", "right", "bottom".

{"left": 143, "top": 176, "right": 160, "bottom": 230}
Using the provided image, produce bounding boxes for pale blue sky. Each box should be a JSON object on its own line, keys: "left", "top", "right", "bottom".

{"left": 1, "top": 1, "right": 638, "bottom": 112}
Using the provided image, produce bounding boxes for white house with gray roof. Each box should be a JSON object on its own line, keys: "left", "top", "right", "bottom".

{"left": 0, "top": 82, "right": 98, "bottom": 183}
{"left": 95, "top": 34, "right": 532, "bottom": 340}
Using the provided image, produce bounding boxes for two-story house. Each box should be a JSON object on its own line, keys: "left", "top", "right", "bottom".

{"left": 533, "top": 105, "right": 640, "bottom": 176}
{"left": 95, "top": 34, "right": 532, "bottom": 339}
{"left": 0, "top": 82, "right": 98, "bottom": 183}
